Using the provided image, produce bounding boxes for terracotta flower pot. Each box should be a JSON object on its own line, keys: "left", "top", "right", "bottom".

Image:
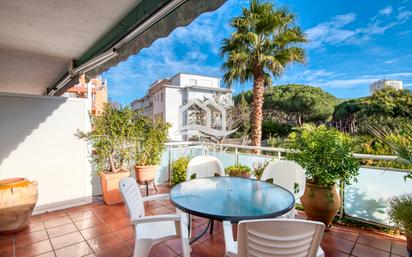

{"left": 0, "top": 178, "right": 38, "bottom": 234}
{"left": 99, "top": 170, "right": 130, "bottom": 205}
{"left": 300, "top": 182, "right": 341, "bottom": 228}
{"left": 135, "top": 165, "right": 158, "bottom": 184}
{"left": 407, "top": 235, "right": 412, "bottom": 256}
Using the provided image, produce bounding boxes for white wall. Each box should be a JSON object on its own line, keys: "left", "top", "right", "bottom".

{"left": 171, "top": 74, "right": 220, "bottom": 88}
{"left": 0, "top": 93, "right": 95, "bottom": 214}
{"left": 165, "top": 87, "right": 183, "bottom": 141}
{"left": 187, "top": 88, "right": 215, "bottom": 100}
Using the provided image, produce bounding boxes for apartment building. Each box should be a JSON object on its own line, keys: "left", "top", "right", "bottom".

{"left": 370, "top": 79, "right": 403, "bottom": 94}
{"left": 131, "top": 73, "right": 232, "bottom": 141}
{"left": 62, "top": 75, "right": 108, "bottom": 115}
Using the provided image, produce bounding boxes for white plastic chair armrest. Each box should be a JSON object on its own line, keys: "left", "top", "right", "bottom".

{"left": 223, "top": 221, "right": 237, "bottom": 255}
{"left": 142, "top": 193, "right": 169, "bottom": 202}
{"left": 131, "top": 214, "right": 181, "bottom": 225}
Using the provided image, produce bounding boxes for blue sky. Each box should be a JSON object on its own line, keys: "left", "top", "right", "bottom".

{"left": 103, "top": 0, "right": 412, "bottom": 105}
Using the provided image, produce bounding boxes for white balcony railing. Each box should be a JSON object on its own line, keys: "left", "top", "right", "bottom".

{"left": 161, "top": 141, "right": 412, "bottom": 227}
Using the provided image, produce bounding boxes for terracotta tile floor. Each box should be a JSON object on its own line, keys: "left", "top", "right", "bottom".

{"left": 1, "top": 185, "right": 408, "bottom": 257}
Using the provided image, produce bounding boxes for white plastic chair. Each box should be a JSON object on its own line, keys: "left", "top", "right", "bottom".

{"left": 186, "top": 155, "right": 225, "bottom": 180}
{"left": 119, "top": 177, "right": 190, "bottom": 257}
{"left": 186, "top": 155, "right": 225, "bottom": 234}
{"left": 260, "top": 160, "right": 306, "bottom": 219}
{"left": 223, "top": 219, "right": 325, "bottom": 257}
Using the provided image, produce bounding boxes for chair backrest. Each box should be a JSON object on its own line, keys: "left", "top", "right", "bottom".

{"left": 260, "top": 160, "right": 306, "bottom": 198}
{"left": 119, "top": 177, "right": 145, "bottom": 221}
{"left": 186, "top": 155, "right": 224, "bottom": 180}
{"left": 237, "top": 219, "right": 325, "bottom": 257}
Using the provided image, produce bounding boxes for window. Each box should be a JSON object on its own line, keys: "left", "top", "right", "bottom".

{"left": 161, "top": 93, "right": 164, "bottom": 102}
{"left": 189, "top": 79, "right": 197, "bottom": 86}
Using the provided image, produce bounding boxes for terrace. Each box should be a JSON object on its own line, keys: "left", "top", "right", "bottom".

{"left": 0, "top": 1, "right": 411, "bottom": 257}
{"left": 0, "top": 184, "right": 409, "bottom": 257}
{"left": 1, "top": 142, "right": 411, "bottom": 257}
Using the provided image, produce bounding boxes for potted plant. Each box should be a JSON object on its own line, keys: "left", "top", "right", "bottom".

{"left": 76, "top": 104, "right": 135, "bottom": 205}
{"left": 252, "top": 160, "right": 270, "bottom": 180}
{"left": 388, "top": 195, "right": 412, "bottom": 255}
{"left": 171, "top": 157, "right": 190, "bottom": 185}
{"left": 133, "top": 116, "right": 170, "bottom": 184}
{"left": 225, "top": 164, "right": 251, "bottom": 178}
{"left": 287, "top": 124, "right": 360, "bottom": 227}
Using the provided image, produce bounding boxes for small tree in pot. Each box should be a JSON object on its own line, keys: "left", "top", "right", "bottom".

{"left": 287, "top": 124, "right": 360, "bottom": 227}
{"left": 133, "top": 116, "right": 171, "bottom": 184}
{"left": 388, "top": 195, "right": 412, "bottom": 255}
{"left": 76, "top": 103, "right": 136, "bottom": 205}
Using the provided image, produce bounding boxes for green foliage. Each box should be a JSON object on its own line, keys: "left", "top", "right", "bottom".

{"left": 76, "top": 104, "right": 136, "bottom": 173}
{"left": 237, "top": 84, "right": 337, "bottom": 126}
{"left": 333, "top": 88, "right": 412, "bottom": 134}
{"left": 369, "top": 120, "right": 412, "bottom": 179}
{"left": 252, "top": 160, "right": 270, "bottom": 180}
{"left": 265, "top": 136, "right": 287, "bottom": 148}
{"left": 134, "top": 117, "right": 171, "bottom": 166}
{"left": 351, "top": 135, "right": 412, "bottom": 170}
{"left": 171, "top": 157, "right": 190, "bottom": 186}
{"left": 287, "top": 124, "right": 360, "bottom": 186}
{"left": 225, "top": 164, "right": 252, "bottom": 177}
{"left": 230, "top": 93, "right": 252, "bottom": 139}
{"left": 262, "top": 120, "right": 292, "bottom": 139}
{"left": 361, "top": 88, "right": 412, "bottom": 119}
{"left": 333, "top": 98, "right": 364, "bottom": 134}
{"left": 388, "top": 195, "right": 412, "bottom": 236}
{"left": 264, "top": 84, "right": 337, "bottom": 125}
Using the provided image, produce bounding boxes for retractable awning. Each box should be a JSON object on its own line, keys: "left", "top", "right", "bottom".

{"left": 0, "top": 0, "right": 226, "bottom": 96}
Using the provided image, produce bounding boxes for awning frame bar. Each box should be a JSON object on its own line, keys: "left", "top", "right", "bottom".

{"left": 48, "top": 0, "right": 189, "bottom": 96}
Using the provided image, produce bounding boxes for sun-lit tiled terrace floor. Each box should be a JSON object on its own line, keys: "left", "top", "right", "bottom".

{"left": 0, "top": 185, "right": 408, "bottom": 257}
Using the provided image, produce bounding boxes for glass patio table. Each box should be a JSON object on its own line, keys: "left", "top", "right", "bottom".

{"left": 170, "top": 176, "right": 295, "bottom": 243}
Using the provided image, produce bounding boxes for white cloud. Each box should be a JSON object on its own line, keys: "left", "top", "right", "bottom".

{"left": 384, "top": 59, "right": 396, "bottom": 64}
{"left": 302, "top": 69, "right": 335, "bottom": 81}
{"left": 398, "top": 11, "right": 412, "bottom": 21}
{"left": 305, "top": 13, "right": 357, "bottom": 48}
{"left": 306, "top": 5, "right": 411, "bottom": 48}
{"left": 316, "top": 78, "right": 377, "bottom": 88}
{"left": 379, "top": 6, "right": 393, "bottom": 16}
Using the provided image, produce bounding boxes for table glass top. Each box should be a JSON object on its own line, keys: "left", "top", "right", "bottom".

{"left": 170, "top": 177, "right": 295, "bottom": 222}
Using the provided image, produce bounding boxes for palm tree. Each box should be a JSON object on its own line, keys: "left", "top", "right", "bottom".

{"left": 369, "top": 122, "right": 412, "bottom": 179}
{"left": 220, "top": 0, "right": 306, "bottom": 152}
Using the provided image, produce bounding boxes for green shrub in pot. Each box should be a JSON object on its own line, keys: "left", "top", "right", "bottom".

{"left": 388, "top": 194, "right": 412, "bottom": 254}
{"left": 286, "top": 124, "right": 360, "bottom": 227}
{"left": 171, "top": 157, "right": 190, "bottom": 186}
{"left": 225, "top": 164, "right": 251, "bottom": 178}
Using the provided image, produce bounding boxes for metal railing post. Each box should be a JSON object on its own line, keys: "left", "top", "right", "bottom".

{"left": 235, "top": 147, "right": 239, "bottom": 164}
{"left": 202, "top": 143, "right": 206, "bottom": 156}
{"left": 167, "top": 145, "right": 172, "bottom": 184}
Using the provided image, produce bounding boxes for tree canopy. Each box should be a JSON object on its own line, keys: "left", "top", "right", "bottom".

{"left": 237, "top": 84, "right": 337, "bottom": 125}
{"left": 333, "top": 88, "right": 412, "bottom": 133}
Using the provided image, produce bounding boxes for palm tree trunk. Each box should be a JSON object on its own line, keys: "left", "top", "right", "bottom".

{"left": 251, "top": 67, "right": 265, "bottom": 154}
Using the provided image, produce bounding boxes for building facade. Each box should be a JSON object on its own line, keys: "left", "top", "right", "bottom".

{"left": 369, "top": 79, "right": 403, "bottom": 94}
{"left": 131, "top": 73, "right": 232, "bottom": 141}
{"left": 62, "top": 75, "right": 108, "bottom": 115}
